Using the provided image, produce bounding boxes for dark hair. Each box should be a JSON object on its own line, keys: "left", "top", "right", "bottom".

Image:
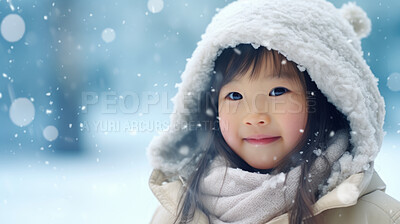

{"left": 174, "top": 44, "right": 350, "bottom": 224}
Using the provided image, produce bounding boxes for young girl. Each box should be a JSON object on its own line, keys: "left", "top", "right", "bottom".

{"left": 147, "top": 0, "right": 400, "bottom": 223}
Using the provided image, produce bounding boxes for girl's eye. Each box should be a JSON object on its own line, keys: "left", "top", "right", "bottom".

{"left": 269, "top": 87, "right": 289, "bottom": 96}
{"left": 226, "top": 92, "right": 243, "bottom": 100}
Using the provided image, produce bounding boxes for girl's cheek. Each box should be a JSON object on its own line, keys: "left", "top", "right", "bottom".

{"left": 219, "top": 118, "right": 235, "bottom": 146}
{"left": 274, "top": 94, "right": 306, "bottom": 114}
{"left": 219, "top": 117, "right": 229, "bottom": 134}
{"left": 285, "top": 112, "right": 307, "bottom": 144}
{"left": 218, "top": 113, "right": 232, "bottom": 135}
{"left": 269, "top": 99, "right": 286, "bottom": 114}
{"left": 226, "top": 101, "right": 241, "bottom": 114}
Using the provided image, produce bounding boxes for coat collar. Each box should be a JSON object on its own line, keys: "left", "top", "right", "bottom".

{"left": 268, "top": 166, "right": 386, "bottom": 223}
{"left": 149, "top": 169, "right": 209, "bottom": 223}
{"left": 149, "top": 167, "right": 386, "bottom": 224}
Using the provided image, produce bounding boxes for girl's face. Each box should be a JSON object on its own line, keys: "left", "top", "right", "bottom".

{"left": 218, "top": 59, "right": 308, "bottom": 170}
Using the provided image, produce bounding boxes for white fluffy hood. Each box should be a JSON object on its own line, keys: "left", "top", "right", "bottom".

{"left": 147, "top": 0, "right": 385, "bottom": 190}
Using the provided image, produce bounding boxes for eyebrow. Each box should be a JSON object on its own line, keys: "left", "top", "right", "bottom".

{"left": 229, "top": 73, "right": 291, "bottom": 83}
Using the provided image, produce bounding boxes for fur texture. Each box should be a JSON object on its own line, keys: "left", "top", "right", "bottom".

{"left": 146, "top": 0, "right": 385, "bottom": 193}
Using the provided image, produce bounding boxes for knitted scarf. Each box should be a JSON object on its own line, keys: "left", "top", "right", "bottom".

{"left": 199, "top": 130, "right": 349, "bottom": 224}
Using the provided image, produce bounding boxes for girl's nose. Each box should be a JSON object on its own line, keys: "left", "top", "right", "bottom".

{"left": 243, "top": 113, "right": 271, "bottom": 126}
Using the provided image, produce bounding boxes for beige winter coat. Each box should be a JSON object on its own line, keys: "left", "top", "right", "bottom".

{"left": 149, "top": 169, "right": 400, "bottom": 224}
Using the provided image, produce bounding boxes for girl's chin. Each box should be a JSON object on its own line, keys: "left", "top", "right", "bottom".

{"left": 248, "top": 162, "right": 276, "bottom": 170}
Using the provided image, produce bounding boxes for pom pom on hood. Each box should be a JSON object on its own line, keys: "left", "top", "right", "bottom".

{"left": 340, "top": 2, "right": 372, "bottom": 39}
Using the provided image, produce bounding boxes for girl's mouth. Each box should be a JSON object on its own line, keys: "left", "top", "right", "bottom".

{"left": 244, "top": 137, "right": 280, "bottom": 145}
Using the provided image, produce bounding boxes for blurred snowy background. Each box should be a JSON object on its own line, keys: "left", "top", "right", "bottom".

{"left": 0, "top": 0, "right": 399, "bottom": 223}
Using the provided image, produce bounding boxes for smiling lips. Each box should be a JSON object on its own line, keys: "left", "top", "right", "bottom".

{"left": 244, "top": 135, "right": 281, "bottom": 145}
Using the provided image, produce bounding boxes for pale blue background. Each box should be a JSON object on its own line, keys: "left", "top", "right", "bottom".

{"left": 0, "top": 0, "right": 399, "bottom": 223}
